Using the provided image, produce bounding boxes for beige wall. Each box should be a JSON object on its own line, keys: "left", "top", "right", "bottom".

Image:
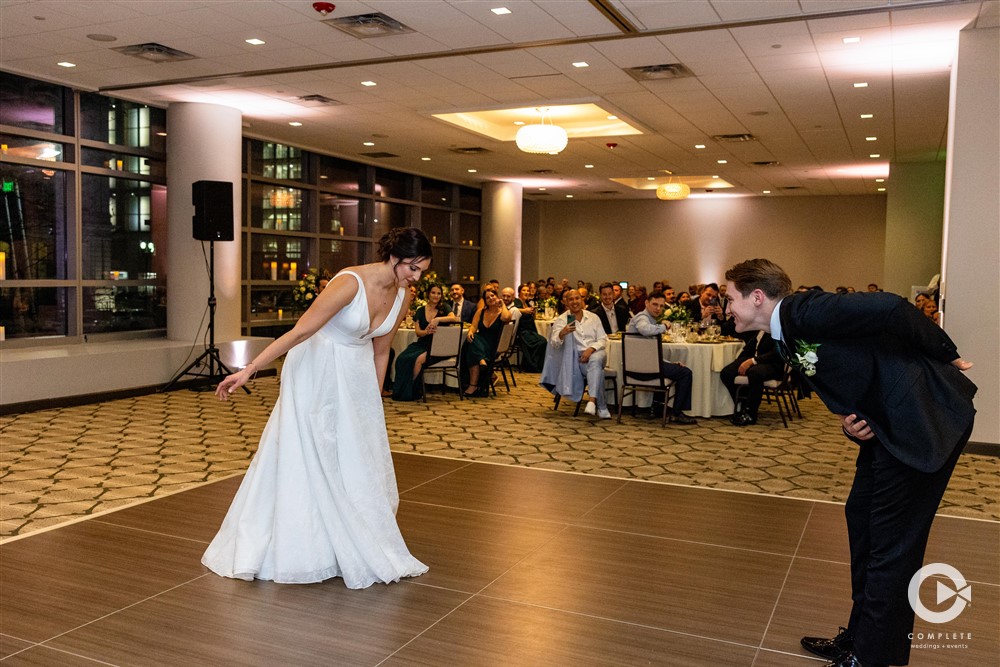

{"left": 529, "top": 195, "right": 888, "bottom": 293}
{"left": 883, "top": 162, "right": 946, "bottom": 298}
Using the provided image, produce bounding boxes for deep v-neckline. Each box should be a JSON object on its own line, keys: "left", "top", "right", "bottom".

{"left": 344, "top": 271, "right": 401, "bottom": 337}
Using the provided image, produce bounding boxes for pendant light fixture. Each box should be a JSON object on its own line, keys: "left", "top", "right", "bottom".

{"left": 515, "top": 108, "right": 568, "bottom": 155}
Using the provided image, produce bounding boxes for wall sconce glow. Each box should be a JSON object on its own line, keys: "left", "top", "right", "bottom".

{"left": 361, "top": 81, "right": 377, "bottom": 87}
{"left": 57, "top": 62, "right": 76, "bottom": 68}
{"left": 572, "top": 62, "right": 589, "bottom": 68}
{"left": 245, "top": 38, "right": 266, "bottom": 45}
{"left": 853, "top": 82, "right": 869, "bottom": 88}
{"left": 842, "top": 37, "right": 861, "bottom": 44}
{"left": 860, "top": 114, "right": 874, "bottom": 119}
{"left": 491, "top": 7, "right": 512, "bottom": 15}
{"left": 288, "top": 121, "right": 302, "bottom": 126}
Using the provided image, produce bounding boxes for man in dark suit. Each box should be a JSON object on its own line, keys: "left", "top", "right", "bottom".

{"left": 684, "top": 282, "right": 724, "bottom": 323}
{"left": 449, "top": 283, "right": 476, "bottom": 324}
{"left": 590, "top": 282, "right": 630, "bottom": 335}
{"left": 724, "top": 259, "right": 976, "bottom": 667}
{"left": 719, "top": 329, "right": 783, "bottom": 425}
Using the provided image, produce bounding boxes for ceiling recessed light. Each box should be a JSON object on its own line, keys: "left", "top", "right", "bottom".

{"left": 288, "top": 121, "right": 302, "bottom": 127}
{"left": 468, "top": 169, "right": 477, "bottom": 173}
{"left": 694, "top": 144, "right": 706, "bottom": 149}
{"left": 866, "top": 136, "right": 877, "bottom": 141}
{"left": 585, "top": 164, "right": 594, "bottom": 168}
{"left": 363, "top": 141, "right": 375, "bottom": 146}
{"left": 421, "top": 157, "right": 431, "bottom": 161}
{"left": 538, "top": 187, "right": 546, "bottom": 191}
{"left": 647, "top": 177, "right": 655, "bottom": 181}
{"left": 513, "top": 121, "right": 525, "bottom": 126}
{"left": 491, "top": 7, "right": 511, "bottom": 15}
{"left": 156, "top": 131, "right": 167, "bottom": 137}
{"left": 717, "top": 159, "right": 728, "bottom": 164}
{"left": 606, "top": 115, "right": 618, "bottom": 120}
{"left": 57, "top": 61, "right": 76, "bottom": 68}
{"left": 712, "top": 175, "right": 719, "bottom": 178}
{"left": 860, "top": 113, "right": 874, "bottom": 119}
{"left": 853, "top": 82, "right": 869, "bottom": 88}
{"left": 361, "top": 80, "right": 377, "bottom": 87}
{"left": 843, "top": 36, "right": 861, "bottom": 44}
{"left": 320, "top": 175, "right": 328, "bottom": 179}
{"left": 877, "top": 187, "right": 886, "bottom": 192}
{"left": 763, "top": 190, "right": 771, "bottom": 194}
{"left": 566, "top": 195, "right": 573, "bottom": 198}
{"left": 245, "top": 38, "right": 266, "bottom": 45}
{"left": 572, "top": 61, "right": 589, "bottom": 68}
{"left": 875, "top": 178, "right": 885, "bottom": 183}
{"left": 869, "top": 153, "right": 880, "bottom": 158}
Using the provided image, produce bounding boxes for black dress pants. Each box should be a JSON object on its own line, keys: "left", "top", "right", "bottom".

{"left": 720, "top": 360, "right": 782, "bottom": 418}
{"left": 845, "top": 424, "right": 972, "bottom": 666}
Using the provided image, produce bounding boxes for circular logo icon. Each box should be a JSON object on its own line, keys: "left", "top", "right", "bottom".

{"left": 908, "top": 563, "right": 972, "bottom": 624}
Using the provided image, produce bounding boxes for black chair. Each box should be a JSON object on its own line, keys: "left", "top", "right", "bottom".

{"left": 491, "top": 320, "right": 518, "bottom": 395}
{"left": 421, "top": 324, "right": 464, "bottom": 402}
{"left": 618, "top": 333, "right": 675, "bottom": 426}
{"left": 733, "top": 363, "right": 802, "bottom": 427}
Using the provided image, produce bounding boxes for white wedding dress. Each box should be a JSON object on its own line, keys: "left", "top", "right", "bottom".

{"left": 202, "top": 270, "right": 428, "bottom": 587}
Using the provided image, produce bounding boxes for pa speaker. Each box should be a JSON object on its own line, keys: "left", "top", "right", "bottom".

{"left": 192, "top": 180, "right": 234, "bottom": 241}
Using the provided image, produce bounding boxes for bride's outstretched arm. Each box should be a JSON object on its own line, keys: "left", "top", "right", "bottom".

{"left": 216, "top": 273, "right": 359, "bottom": 400}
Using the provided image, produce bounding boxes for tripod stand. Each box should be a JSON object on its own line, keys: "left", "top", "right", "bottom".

{"left": 162, "top": 241, "right": 249, "bottom": 394}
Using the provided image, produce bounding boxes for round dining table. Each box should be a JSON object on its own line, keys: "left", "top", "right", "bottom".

{"left": 604, "top": 337, "right": 744, "bottom": 417}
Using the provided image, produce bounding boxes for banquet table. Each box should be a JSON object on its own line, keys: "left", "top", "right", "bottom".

{"left": 390, "top": 325, "right": 463, "bottom": 388}
{"left": 605, "top": 338, "right": 744, "bottom": 417}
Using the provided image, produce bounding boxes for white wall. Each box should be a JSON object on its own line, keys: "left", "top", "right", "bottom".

{"left": 530, "top": 195, "right": 888, "bottom": 292}
{"left": 883, "top": 162, "right": 946, "bottom": 298}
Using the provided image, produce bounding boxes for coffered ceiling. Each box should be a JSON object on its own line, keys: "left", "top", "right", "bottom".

{"left": 1, "top": 0, "right": 997, "bottom": 199}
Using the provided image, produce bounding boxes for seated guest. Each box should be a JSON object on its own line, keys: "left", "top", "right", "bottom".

{"left": 590, "top": 281, "right": 630, "bottom": 334}
{"left": 510, "top": 284, "right": 547, "bottom": 372}
{"left": 449, "top": 283, "right": 476, "bottom": 323}
{"left": 914, "top": 292, "right": 930, "bottom": 309}
{"left": 629, "top": 284, "right": 647, "bottom": 315}
{"left": 652, "top": 281, "right": 664, "bottom": 293}
{"left": 663, "top": 285, "right": 677, "bottom": 305}
{"left": 626, "top": 292, "right": 697, "bottom": 425}
{"left": 392, "top": 284, "right": 460, "bottom": 401}
{"left": 612, "top": 283, "right": 625, "bottom": 305}
{"left": 685, "top": 283, "right": 724, "bottom": 324}
{"left": 921, "top": 299, "right": 940, "bottom": 325}
{"left": 677, "top": 290, "right": 691, "bottom": 304}
{"left": 463, "top": 287, "right": 511, "bottom": 396}
{"left": 719, "top": 330, "right": 783, "bottom": 425}
{"left": 579, "top": 285, "right": 598, "bottom": 310}
{"left": 867, "top": 282, "right": 880, "bottom": 292}
{"left": 540, "top": 288, "right": 611, "bottom": 419}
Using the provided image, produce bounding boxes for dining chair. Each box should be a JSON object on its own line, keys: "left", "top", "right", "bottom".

{"left": 733, "top": 363, "right": 801, "bottom": 427}
{"left": 421, "top": 324, "right": 464, "bottom": 402}
{"left": 490, "top": 321, "right": 518, "bottom": 395}
{"left": 618, "top": 333, "right": 675, "bottom": 426}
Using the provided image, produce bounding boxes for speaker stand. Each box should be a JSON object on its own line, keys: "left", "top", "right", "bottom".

{"left": 162, "top": 241, "right": 250, "bottom": 394}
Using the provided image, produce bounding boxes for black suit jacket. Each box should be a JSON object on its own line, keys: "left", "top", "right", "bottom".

{"left": 779, "top": 290, "right": 976, "bottom": 473}
{"left": 454, "top": 299, "right": 476, "bottom": 324}
{"left": 589, "top": 301, "right": 630, "bottom": 334}
{"left": 735, "top": 330, "right": 781, "bottom": 368}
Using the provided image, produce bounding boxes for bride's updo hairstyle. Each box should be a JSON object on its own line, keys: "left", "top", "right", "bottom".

{"left": 377, "top": 227, "right": 432, "bottom": 262}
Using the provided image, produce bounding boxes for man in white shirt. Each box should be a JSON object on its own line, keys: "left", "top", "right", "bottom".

{"left": 540, "top": 288, "right": 611, "bottom": 419}
{"left": 626, "top": 291, "right": 697, "bottom": 424}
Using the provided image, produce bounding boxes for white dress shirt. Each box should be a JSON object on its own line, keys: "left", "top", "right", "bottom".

{"left": 601, "top": 304, "right": 620, "bottom": 333}
{"left": 549, "top": 310, "right": 607, "bottom": 354}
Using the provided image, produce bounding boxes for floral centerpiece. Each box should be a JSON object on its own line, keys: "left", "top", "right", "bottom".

{"left": 293, "top": 267, "right": 321, "bottom": 309}
{"left": 538, "top": 296, "right": 558, "bottom": 318}
{"left": 660, "top": 304, "right": 692, "bottom": 324}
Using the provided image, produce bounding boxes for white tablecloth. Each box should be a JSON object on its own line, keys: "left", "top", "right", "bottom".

{"left": 605, "top": 339, "right": 744, "bottom": 417}
{"left": 391, "top": 326, "right": 461, "bottom": 388}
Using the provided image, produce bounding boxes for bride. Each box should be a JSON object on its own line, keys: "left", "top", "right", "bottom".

{"left": 202, "top": 227, "right": 431, "bottom": 587}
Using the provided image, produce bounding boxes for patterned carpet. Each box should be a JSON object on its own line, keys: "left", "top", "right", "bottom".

{"left": 1, "top": 372, "right": 997, "bottom": 541}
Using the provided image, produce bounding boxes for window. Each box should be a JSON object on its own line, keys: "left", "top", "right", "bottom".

{"left": 0, "top": 165, "right": 70, "bottom": 280}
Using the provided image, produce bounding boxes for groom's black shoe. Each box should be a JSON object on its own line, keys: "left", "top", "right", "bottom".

{"left": 801, "top": 627, "right": 852, "bottom": 661}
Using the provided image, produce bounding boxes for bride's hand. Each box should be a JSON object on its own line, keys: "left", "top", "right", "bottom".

{"left": 216, "top": 366, "right": 253, "bottom": 401}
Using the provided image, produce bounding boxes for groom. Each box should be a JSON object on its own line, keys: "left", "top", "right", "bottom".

{"left": 724, "top": 259, "right": 976, "bottom": 667}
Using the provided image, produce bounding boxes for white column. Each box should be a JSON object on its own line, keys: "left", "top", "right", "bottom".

{"left": 481, "top": 181, "right": 523, "bottom": 289}
{"left": 941, "top": 26, "right": 999, "bottom": 446}
{"left": 165, "top": 102, "right": 242, "bottom": 343}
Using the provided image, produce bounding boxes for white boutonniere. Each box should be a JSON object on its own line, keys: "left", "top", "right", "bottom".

{"left": 792, "top": 341, "right": 821, "bottom": 376}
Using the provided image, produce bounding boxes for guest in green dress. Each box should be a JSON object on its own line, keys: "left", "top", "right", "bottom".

{"left": 391, "top": 284, "right": 459, "bottom": 401}
{"left": 513, "top": 283, "right": 547, "bottom": 372}
{"left": 463, "top": 287, "right": 511, "bottom": 397}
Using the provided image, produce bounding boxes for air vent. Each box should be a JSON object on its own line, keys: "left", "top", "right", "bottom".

{"left": 624, "top": 63, "right": 695, "bottom": 81}
{"left": 595, "top": 190, "right": 620, "bottom": 195}
{"left": 712, "top": 133, "right": 757, "bottom": 142}
{"left": 448, "top": 146, "right": 492, "bottom": 155}
{"left": 529, "top": 192, "right": 552, "bottom": 196}
{"left": 530, "top": 169, "right": 557, "bottom": 175}
{"left": 750, "top": 160, "right": 780, "bottom": 167}
{"left": 778, "top": 186, "right": 804, "bottom": 190}
{"left": 323, "top": 13, "right": 414, "bottom": 38}
{"left": 359, "top": 151, "right": 399, "bottom": 159}
{"left": 295, "top": 94, "right": 342, "bottom": 107}
{"left": 113, "top": 42, "right": 196, "bottom": 63}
